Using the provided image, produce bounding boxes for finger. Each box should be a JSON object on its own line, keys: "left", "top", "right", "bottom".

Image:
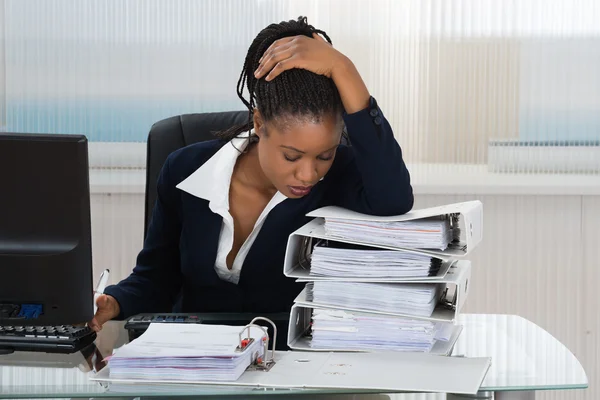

{"left": 89, "top": 318, "right": 101, "bottom": 332}
{"left": 265, "top": 56, "right": 299, "bottom": 81}
{"left": 312, "top": 32, "right": 332, "bottom": 47}
{"left": 255, "top": 45, "right": 295, "bottom": 78}
{"left": 312, "top": 32, "right": 326, "bottom": 42}
{"left": 259, "top": 37, "right": 296, "bottom": 63}
{"left": 257, "top": 41, "right": 296, "bottom": 73}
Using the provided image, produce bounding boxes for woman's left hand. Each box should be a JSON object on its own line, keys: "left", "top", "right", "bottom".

{"left": 254, "top": 33, "right": 347, "bottom": 81}
{"left": 254, "top": 32, "right": 370, "bottom": 114}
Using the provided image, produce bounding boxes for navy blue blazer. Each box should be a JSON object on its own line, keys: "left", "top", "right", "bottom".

{"left": 104, "top": 97, "right": 413, "bottom": 318}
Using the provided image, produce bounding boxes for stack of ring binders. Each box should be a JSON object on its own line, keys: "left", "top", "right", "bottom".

{"left": 282, "top": 200, "right": 483, "bottom": 355}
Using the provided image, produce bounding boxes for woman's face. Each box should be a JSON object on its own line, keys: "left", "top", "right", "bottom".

{"left": 253, "top": 111, "right": 342, "bottom": 199}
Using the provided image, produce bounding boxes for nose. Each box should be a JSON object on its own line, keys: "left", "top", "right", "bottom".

{"left": 294, "top": 160, "right": 319, "bottom": 185}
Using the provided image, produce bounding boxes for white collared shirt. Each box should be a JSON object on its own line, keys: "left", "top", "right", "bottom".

{"left": 175, "top": 133, "right": 287, "bottom": 284}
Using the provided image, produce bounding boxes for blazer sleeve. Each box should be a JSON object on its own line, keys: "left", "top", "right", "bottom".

{"left": 103, "top": 154, "right": 183, "bottom": 319}
{"left": 324, "top": 96, "right": 414, "bottom": 216}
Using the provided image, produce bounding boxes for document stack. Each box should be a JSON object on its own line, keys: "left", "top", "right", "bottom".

{"left": 105, "top": 323, "right": 266, "bottom": 382}
{"left": 283, "top": 201, "right": 483, "bottom": 355}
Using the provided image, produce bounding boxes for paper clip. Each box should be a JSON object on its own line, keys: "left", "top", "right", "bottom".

{"left": 237, "top": 316, "right": 277, "bottom": 372}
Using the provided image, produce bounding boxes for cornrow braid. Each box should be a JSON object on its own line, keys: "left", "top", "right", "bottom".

{"left": 216, "top": 16, "right": 344, "bottom": 141}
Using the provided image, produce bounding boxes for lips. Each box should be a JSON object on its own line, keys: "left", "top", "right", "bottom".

{"left": 288, "top": 185, "right": 313, "bottom": 197}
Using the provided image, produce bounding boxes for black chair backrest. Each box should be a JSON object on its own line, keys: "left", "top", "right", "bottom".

{"left": 144, "top": 111, "right": 247, "bottom": 236}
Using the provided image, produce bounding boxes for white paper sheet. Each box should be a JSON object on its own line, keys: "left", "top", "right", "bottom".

{"left": 309, "top": 240, "right": 444, "bottom": 278}
{"left": 309, "top": 308, "right": 455, "bottom": 352}
{"left": 107, "top": 323, "right": 265, "bottom": 382}
{"left": 306, "top": 281, "right": 442, "bottom": 317}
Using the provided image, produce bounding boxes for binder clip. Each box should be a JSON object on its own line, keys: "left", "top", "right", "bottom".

{"left": 237, "top": 317, "right": 277, "bottom": 372}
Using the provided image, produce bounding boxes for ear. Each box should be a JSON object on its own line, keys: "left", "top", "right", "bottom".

{"left": 253, "top": 109, "right": 265, "bottom": 138}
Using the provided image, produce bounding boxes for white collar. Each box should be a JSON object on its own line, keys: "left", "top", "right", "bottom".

{"left": 175, "top": 133, "right": 250, "bottom": 206}
{"left": 175, "top": 132, "right": 286, "bottom": 214}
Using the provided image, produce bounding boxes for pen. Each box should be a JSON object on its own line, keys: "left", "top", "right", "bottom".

{"left": 93, "top": 269, "right": 110, "bottom": 315}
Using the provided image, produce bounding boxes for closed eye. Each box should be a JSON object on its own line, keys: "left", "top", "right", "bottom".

{"left": 318, "top": 151, "right": 335, "bottom": 161}
{"left": 283, "top": 150, "right": 335, "bottom": 162}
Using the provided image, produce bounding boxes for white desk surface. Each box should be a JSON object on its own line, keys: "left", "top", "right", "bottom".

{"left": 0, "top": 314, "right": 588, "bottom": 398}
{"left": 454, "top": 314, "right": 587, "bottom": 391}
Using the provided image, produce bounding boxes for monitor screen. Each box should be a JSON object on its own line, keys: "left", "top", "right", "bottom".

{"left": 0, "top": 133, "right": 94, "bottom": 326}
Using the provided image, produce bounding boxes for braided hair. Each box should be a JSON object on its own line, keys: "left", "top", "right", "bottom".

{"left": 216, "top": 16, "right": 344, "bottom": 141}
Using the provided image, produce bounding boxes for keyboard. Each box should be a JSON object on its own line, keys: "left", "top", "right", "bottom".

{"left": 124, "top": 313, "right": 221, "bottom": 341}
{"left": 0, "top": 325, "right": 96, "bottom": 354}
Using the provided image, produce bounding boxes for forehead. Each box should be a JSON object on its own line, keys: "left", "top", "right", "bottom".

{"left": 266, "top": 114, "right": 342, "bottom": 152}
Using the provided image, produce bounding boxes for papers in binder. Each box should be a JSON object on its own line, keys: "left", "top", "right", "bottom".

{"left": 323, "top": 217, "right": 455, "bottom": 250}
{"left": 287, "top": 304, "right": 462, "bottom": 356}
{"left": 305, "top": 281, "right": 441, "bottom": 317}
{"left": 106, "top": 323, "right": 266, "bottom": 382}
{"left": 92, "top": 349, "right": 492, "bottom": 395}
{"left": 294, "top": 261, "right": 472, "bottom": 324}
{"left": 306, "top": 200, "right": 483, "bottom": 258}
{"left": 284, "top": 219, "right": 453, "bottom": 281}
{"left": 309, "top": 239, "right": 444, "bottom": 278}
{"left": 310, "top": 308, "right": 456, "bottom": 352}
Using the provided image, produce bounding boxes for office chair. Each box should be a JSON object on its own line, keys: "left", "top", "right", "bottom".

{"left": 144, "top": 111, "right": 248, "bottom": 235}
{"left": 143, "top": 110, "right": 290, "bottom": 350}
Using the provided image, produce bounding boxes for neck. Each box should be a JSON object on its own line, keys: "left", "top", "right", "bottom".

{"left": 232, "top": 143, "right": 277, "bottom": 196}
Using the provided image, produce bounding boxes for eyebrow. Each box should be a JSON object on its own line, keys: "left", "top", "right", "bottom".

{"left": 280, "top": 144, "right": 338, "bottom": 154}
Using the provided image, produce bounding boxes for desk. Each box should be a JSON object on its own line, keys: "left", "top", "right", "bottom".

{"left": 0, "top": 314, "right": 587, "bottom": 399}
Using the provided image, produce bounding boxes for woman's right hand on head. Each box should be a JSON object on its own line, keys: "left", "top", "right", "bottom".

{"left": 89, "top": 294, "right": 120, "bottom": 332}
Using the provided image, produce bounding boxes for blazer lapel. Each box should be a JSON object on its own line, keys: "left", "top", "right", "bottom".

{"left": 238, "top": 196, "right": 313, "bottom": 284}
{"left": 180, "top": 193, "right": 223, "bottom": 285}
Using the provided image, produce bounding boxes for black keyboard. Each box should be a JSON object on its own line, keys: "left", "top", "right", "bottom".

{"left": 0, "top": 325, "right": 96, "bottom": 354}
{"left": 124, "top": 313, "right": 219, "bottom": 341}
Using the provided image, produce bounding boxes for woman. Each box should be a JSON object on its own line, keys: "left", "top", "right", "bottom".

{"left": 90, "top": 17, "right": 413, "bottom": 331}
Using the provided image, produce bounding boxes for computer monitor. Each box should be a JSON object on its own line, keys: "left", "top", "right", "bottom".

{"left": 0, "top": 133, "right": 94, "bottom": 326}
